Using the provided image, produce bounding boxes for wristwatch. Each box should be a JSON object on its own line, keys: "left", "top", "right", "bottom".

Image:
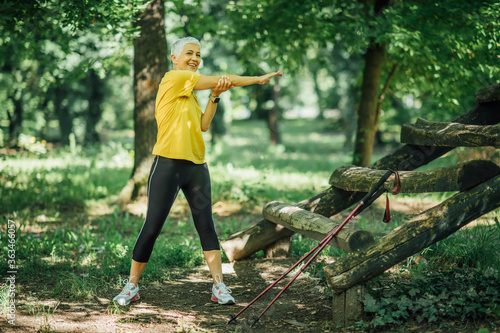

{"left": 209, "top": 94, "right": 220, "bottom": 103}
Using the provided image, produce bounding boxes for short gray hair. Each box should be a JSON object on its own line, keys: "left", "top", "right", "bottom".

{"left": 171, "top": 37, "right": 201, "bottom": 57}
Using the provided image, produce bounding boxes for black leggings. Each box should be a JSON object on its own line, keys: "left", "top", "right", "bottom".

{"left": 132, "top": 156, "right": 220, "bottom": 263}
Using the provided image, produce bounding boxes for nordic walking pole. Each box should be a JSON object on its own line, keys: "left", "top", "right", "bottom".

{"left": 227, "top": 231, "right": 335, "bottom": 324}
{"left": 228, "top": 169, "right": 396, "bottom": 325}
{"left": 228, "top": 199, "right": 366, "bottom": 325}
{"left": 226, "top": 202, "right": 363, "bottom": 324}
{"left": 250, "top": 181, "right": 390, "bottom": 327}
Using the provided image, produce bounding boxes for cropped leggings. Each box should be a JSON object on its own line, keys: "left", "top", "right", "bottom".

{"left": 132, "top": 156, "right": 220, "bottom": 263}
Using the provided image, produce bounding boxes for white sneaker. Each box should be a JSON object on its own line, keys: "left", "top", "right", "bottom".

{"left": 113, "top": 282, "right": 140, "bottom": 306}
{"left": 211, "top": 275, "right": 235, "bottom": 305}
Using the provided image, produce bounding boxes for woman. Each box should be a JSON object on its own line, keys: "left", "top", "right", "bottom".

{"left": 114, "top": 37, "right": 282, "bottom": 306}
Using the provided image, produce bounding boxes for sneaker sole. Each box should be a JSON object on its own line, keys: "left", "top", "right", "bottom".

{"left": 211, "top": 295, "right": 235, "bottom": 305}
{"left": 115, "top": 293, "right": 140, "bottom": 306}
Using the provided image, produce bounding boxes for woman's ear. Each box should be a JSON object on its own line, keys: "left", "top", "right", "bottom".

{"left": 170, "top": 54, "right": 177, "bottom": 64}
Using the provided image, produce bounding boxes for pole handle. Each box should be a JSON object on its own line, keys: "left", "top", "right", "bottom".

{"left": 354, "top": 186, "right": 387, "bottom": 217}
{"left": 360, "top": 169, "right": 393, "bottom": 204}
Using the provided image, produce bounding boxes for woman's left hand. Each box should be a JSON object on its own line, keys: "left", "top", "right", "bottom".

{"left": 211, "top": 75, "right": 234, "bottom": 97}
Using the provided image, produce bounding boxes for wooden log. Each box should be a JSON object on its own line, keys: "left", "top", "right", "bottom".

{"left": 264, "top": 236, "right": 292, "bottom": 258}
{"left": 221, "top": 222, "right": 295, "bottom": 263}
{"left": 221, "top": 187, "right": 365, "bottom": 261}
{"left": 400, "top": 120, "right": 500, "bottom": 148}
{"left": 332, "top": 284, "right": 366, "bottom": 328}
{"left": 475, "top": 82, "right": 500, "bottom": 104}
{"left": 370, "top": 100, "right": 500, "bottom": 173}
{"left": 329, "top": 160, "right": 500, "bottom": 193}
{"left": 324, "top": 174, "right": 500, "bottom": 294}
{"left": 220, "top": 98, "right": 500, "bottom": 261}
{"left": 262, "top": 201, "right": 375, "bottom": 252}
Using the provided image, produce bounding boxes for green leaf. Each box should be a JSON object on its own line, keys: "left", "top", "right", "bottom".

{"left": 409, "top": 288, "right": 420, "bottom": 297}
{"left": 476, "top": 329, "right": 490, "bottom": 333}
{"left": 363, "top": 293, "right": 379, "bottom": 312}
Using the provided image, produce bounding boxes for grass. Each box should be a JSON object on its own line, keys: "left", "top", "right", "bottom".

{"left": 1, "top": 118, "right": 499, "bottom": 331}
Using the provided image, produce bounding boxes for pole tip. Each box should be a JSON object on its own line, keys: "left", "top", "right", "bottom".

{"left": 227, "top": 314, "right": 237, "bottom": 325}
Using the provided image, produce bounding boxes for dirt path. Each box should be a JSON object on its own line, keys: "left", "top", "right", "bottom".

{"left": 4, "top": 258, "right": 334, "bottom": 333}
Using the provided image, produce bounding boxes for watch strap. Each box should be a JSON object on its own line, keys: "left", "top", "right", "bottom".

{"left": 209, "top": 94, "right": 220, "bottom": 103}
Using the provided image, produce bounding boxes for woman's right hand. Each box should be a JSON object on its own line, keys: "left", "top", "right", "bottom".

{"left": 211, "top": 75, "right": 234, "bottom": 97}
{"left": 258, "top": 71, "right": 283, "bottom": 85}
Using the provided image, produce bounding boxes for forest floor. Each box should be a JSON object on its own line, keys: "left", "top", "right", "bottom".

{"left": 4, "top": 256, "right": 497, "bottom": 333}
{"left": 5, "top": 257, "right": 338, "bottom": 333}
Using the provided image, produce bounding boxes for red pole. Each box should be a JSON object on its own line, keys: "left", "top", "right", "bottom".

{"left": 250, "top": 201, "right": 364, "bottom": 327}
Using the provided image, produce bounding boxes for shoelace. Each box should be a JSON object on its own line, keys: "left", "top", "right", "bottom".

{"left": 120, "top": 284, "right": 133, "bottom": 295}
{"left": 218, "top": 284, "right": 232, "bottom": 294}
{"left": 215, "top": 274, "right": 232, "bottom": 294}
{"left": 119, "top": 277, "right": 137, "bottom": 294}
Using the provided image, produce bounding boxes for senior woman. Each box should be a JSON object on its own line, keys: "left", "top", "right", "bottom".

{"left": 113, "top": 37, "right": 282, "bottom": 306}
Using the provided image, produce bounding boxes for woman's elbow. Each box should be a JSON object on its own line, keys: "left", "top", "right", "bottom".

{"left": 201, "top": 125, "right": 209, "bottom": 132}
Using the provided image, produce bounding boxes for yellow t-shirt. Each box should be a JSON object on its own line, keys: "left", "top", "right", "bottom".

{"left": 152, "top": 70, "right": 205, "bottom": 164}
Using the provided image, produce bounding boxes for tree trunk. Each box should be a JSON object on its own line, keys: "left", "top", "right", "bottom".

{"left": 341, "top": 84, "right": 358, "bottom": 149}
{"left": 311, "top": 66, "right": 325, "bottom": 120}
{"left": 220, "top": 98, "right": 500, "bottom": 261}
{"left": 84, "top": 69, "right": 104, "bottom": 145}
{"left": 263, "top": 201, "right": 375, "bottom": 252}
{"left": 7, "top": 93, "right": 23, "bottom": 148}
{"left": 53, "top": 84, "right": 73, "bottom": 146}
{"left": 353, "top": 43, "right": 386, "bottom": 166}
{"left": 353, "top": 0, "right": 392, "bottom": 166}
{"left": 268, "top": 79, "right": 281, "bottom": 144}
{"left": 324, "top": 174, "right": 500, "bottom": 293}
{"left": 329, "top": 160, "right": 500, "bottom": 193}
{"left": 401, "top": 118, "right": 500, "bottom": 148}
{"left": 119, "top": 0, "right": 168, "bottom": 202}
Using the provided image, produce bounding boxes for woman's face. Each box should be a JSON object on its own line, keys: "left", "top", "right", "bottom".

{"left": 172, "top": 43, "right": 201, "bottom": 72}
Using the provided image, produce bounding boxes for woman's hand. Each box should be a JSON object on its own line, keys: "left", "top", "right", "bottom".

{"left": 211, "top": 75, "right": 235, "bottom": 97}
{"left": 257, "top": 71, "right": 283, "bottom": 85}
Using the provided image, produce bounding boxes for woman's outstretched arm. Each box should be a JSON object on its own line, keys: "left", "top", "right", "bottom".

{"left": 194, "top": 71, "right": 282, "bottom": 91}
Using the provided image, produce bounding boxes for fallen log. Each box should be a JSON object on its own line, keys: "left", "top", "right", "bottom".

{"left": 329, "top": 160, "right": 500, "bottom": 193}
{"left": 475, "top": 82, "right": 500, "bottom": 104}
{"left": 221, "top": 187, "right": 365, "bottom": 261}
{"left": 221, "top": 97, "right": 500, "bottom": 261}
{"left": 324, "top": 174, "right": 500, "bottom": 293}
{"left": 370, "top": 99, "right": 500, "bottom": 173}
{"left": 400, "top": 120, "right": 500, "bottom": 148}
{"left": 262, "top": 201, "right": 375, "bottom": 253}
{"left": 220, "top": 222, "right": 295, "bottom": 262}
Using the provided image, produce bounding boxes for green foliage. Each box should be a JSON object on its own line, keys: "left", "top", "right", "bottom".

{"left": 0, "top": 0, "right": 145, "bottom": 36}
{"left": 379, "top": 0, "right": 500, "bottom": 118}
{"left": 0, "top": 143, "right": 132, "bottom": 215}
{"left": 224, "top": 0, "right": 500, "bottom": 135}
{"left": 364, "top": 266, "right": 500, "bottom": 329}
{"left": 423, "top": 220, "right": 500, "bottom": 270}
{"left": 2, "top": 0, "right": 498, "bottom": 159}
{"left": 0, "top": 0, "right": 140, "bottom": 147}
{"left": 360, "top": 219, "right": 500, "bottom": 329}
